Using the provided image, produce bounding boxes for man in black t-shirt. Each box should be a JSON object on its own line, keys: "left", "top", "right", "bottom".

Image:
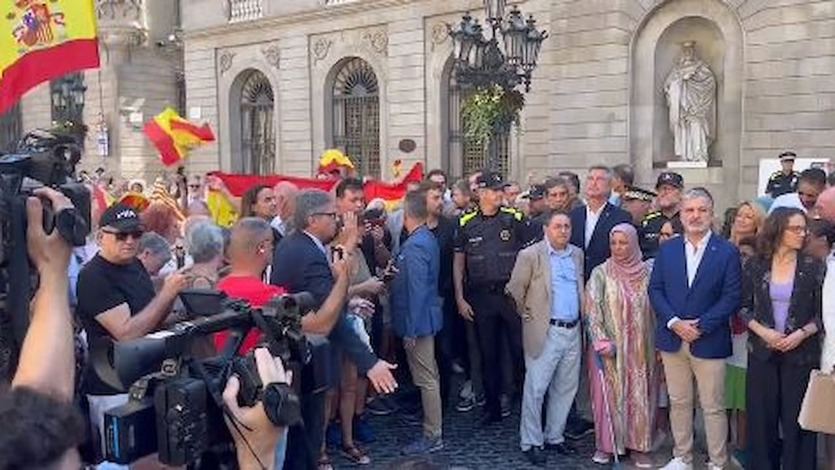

{"left": 76, "top": 203, "right": 187, "bottom": 464}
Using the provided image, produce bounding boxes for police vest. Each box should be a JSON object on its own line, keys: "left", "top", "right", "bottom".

{"left": 460, "top": 209, "right": 524, "bottom": 286}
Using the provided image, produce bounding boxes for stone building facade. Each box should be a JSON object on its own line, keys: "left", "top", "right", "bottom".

{"left": 5, "top": 0, "right": 834, "bottom": 210}
{"left": 0, "top": 0, "right": 183, "bottom": 181}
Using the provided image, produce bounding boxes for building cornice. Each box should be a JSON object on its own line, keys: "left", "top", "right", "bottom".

{"left": 184, "top": 0, "right": 419, "bottom": 40}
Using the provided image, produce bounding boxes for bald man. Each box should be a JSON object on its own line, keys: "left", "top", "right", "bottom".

{"left": 273, "top": 182, "right": 299, "bottom": 240}
{"left": 216, "top": 217, "right": 350, "bottom": 354}
{"left": 815, "top": 186, "right": 835, "bottom": 223}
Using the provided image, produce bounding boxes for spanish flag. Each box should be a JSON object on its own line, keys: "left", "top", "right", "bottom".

{"left": 0, "top": 0, "right": 100, "bottom": 115}
{"left": 143, "top": 107, "right": 215, "bottom": 166}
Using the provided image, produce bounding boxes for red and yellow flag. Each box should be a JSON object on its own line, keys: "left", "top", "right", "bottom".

{"left": 0, "top": 0, "right": 100, "bottom": 115}
{"left": 143, "top": 107, "right": 215, "bottom": 167}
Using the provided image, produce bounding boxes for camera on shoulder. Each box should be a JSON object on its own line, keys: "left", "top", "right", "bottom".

{"left": 94, "top": 290, "right": 311, "bottom": 466}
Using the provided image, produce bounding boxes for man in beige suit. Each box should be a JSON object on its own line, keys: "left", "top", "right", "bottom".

{"left": 507, "top": 211, "right": 584, "bottom": 467}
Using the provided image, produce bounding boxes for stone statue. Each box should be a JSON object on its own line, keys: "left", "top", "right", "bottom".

{"left": 664, "top": 41, "right": 716, "bottom": 162}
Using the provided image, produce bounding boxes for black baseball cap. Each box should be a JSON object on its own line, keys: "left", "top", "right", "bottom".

{"left": 655, "top": 172, "right": 684, "bottom": 190}
{"left": 475, "top": 171, "right": 507, "bottom": 190}
{"left": 99, "top": 203, "right": 144, "bottom": 232}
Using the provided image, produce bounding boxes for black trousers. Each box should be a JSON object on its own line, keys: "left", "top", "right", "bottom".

{"left": 746, "top": 353, "right": 817, "bottom": 470}
{"left": 469, "top": 288, "right": 523, "bottom": 418}
{"left": 283, "top": 390, "right": 326, "bottom": 470}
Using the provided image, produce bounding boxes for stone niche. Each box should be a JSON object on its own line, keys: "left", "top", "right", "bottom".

{"left": 630, "top": 0, "right": 743, "bottom": 208}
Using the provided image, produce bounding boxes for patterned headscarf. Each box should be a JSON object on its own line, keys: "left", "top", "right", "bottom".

{"left": 606, "top": 223, "right": 646, "bottom": 282}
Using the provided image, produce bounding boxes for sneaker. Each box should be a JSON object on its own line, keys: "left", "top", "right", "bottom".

{"left": 455, "top": 395, "right": 476, "bottom": 412}
{"left": 401, "top": 435, "right": 444, "bottom": 456}
{"left": 500, "top": 394, "right": 512, "bottom": 418}
{"left": 660, "top": 457, "right": 693, "bottom": 470}
{"left": 591, "top": 451, "right": 611, "bottom": 465}
{"left": 366, "top": 395, "right": 398, "bottom": 416}
{"left": 353, "top": 415, "right": 375, "bottom": 444}
{"left": 474, "top": 393, "right": 486, "bottom": 407}
{"left": 564, "top": 419, "right": 594, "bottom": 440}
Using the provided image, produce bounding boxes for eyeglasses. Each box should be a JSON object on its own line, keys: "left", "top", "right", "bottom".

{"left": 312, "top": 211, "right": 338, "bottom": 219}
{"left": 786, "top": 225, "right": 808, "bottom": 235}
{"left": 103, "top": 229, "right": 144, "bottom": 241}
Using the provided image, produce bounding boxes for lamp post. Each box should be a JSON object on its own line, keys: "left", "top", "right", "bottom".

{"left": 51, "top": 73, "right": 87, "bottom": 126}
{"left": 449, "top": 0, "right": 547, "bottom": 171}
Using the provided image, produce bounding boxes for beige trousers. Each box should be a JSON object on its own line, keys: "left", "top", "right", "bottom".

{"left": 404, "top": 335, "right": 443, "bottom": 438}
{"left": 660, "top": 344, "right": 728, "bottom": 467}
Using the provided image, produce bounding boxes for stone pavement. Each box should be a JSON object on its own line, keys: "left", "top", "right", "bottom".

{"left": 325, "top": 402, "right": 733, "bottom": 470}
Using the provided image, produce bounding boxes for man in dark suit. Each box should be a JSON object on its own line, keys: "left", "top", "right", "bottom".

{"left": 569, "top": 165, "right": 632, "bottom": 281}
{"left": 566, "top": 165, "right": 631, "bottom": 439}
{"left": 649, "top": 187, "right": 741, "bottom": 470}
{"left": 271, "top": 189, "right": 397, "bottom": 470}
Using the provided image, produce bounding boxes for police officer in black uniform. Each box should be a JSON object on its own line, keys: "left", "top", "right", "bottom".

{"left": 766, "top": 151, "right": 800, "bottom": 198}
{"left": 640, "top": 171, "right": 684, "bottom": 259}
{"left": 453, "top": 171, "right": 535, "bottom": 425}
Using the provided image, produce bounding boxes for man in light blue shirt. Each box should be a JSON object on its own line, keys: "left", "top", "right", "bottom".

{"left": 507, "top": 212, "right": 585, "bottom": 466}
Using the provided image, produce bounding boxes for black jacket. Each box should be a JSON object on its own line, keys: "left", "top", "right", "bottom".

{"left": 271, "top": 231, "right": 377, "bottom": 374}
{"left": 740, "top": 254, "right": 825, "bottom": 366}
{"left": 569, "top": 202, "right": 632, "bottom": 280}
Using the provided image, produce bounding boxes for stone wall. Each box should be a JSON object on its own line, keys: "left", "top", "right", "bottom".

{"left": 174, "top": 0, "right": 835, "bottom": 209}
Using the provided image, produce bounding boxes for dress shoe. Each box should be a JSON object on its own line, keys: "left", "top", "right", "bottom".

{"left": 545, "top": 442, "right": 577, "bottom": 456}
{"left": 522, "top": 447, "right": 546, "bottom": 467}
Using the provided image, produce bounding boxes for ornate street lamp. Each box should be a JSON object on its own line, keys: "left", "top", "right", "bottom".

{"left": 50, "top": 73, "right": 86, "bottom": 126}
{"left": 449, "top": 3, "right": 548, "bottom": 93}
{"left": 449, "top": 2, "right": 548, "bottom": 172}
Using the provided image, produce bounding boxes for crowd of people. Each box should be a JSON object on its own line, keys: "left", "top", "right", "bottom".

{"left": 2, "top": 151, "right": 835, "bottom": 470}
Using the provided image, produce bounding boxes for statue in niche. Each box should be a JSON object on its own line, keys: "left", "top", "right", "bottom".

{"left": 664, "top": 41, "right": 716, "bottom": 162}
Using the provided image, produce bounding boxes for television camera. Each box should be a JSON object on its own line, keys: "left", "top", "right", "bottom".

{"left": 95, "top": 289, "right": 312, "bottom": 466}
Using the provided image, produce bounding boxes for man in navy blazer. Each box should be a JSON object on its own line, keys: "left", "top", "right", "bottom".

{"left": 649, "top": 187, "right": 741, "bottom": 470}
{"left": 271, "top": 189, "right": 397, "bottom": 470}
{"left": 568, "top": 166, "right": 632, "bottom": 281}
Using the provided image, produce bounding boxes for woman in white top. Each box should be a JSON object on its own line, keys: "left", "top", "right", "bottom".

{"left": 822, "top": 251, "right": 835, "bottom": 470}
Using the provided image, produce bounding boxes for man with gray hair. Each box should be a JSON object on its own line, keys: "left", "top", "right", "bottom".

{"left": 650, "top": 187, "right": 741, "bottom": 470}
{"left": 272, "top": 189, "right": 398, "bottom": 469}
{"left": 137, "top": 232, "right": 172, "bottom": 277}
{"left": 391, "top": 189, "right": 444, "bottom": 455}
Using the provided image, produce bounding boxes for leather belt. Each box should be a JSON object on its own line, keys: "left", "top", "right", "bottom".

{"left": 550, "top": 318, "right": 579, "bottom": 328}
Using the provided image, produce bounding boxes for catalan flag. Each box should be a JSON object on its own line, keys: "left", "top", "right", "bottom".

{"left": 143, "top": 107, "right": 215, "bottom": 167}
{"left": 0, "top": 0, "right": 100, "bottom": 115}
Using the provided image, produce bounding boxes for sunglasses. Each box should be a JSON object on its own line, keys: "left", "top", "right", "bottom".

{"left": 103, "top": 229, "right": 144, "bottom": 241}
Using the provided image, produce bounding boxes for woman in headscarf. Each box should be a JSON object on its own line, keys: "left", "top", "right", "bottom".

{"left": 585, "top": 223, "right": 656, "bottom": 467}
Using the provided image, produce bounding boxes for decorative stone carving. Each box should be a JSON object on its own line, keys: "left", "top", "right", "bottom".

{"left": 219, "top": 50, "right": 236, "bottom": 75}
{"left": 96, "top": 0, "right": 142, "bottom": 21}
{"left": 362, "top": 29, "right": 388, "bottom": 56}
{"left": 663, "top": 41, "right": 716, "bottom": 162}
{"left": 261, "top": 43, "right": 280, "bottom": 69}
{"left": 431, "top": 22, "right": 450, "bottom": 50}
{"left": 313, "top": 38, "right": 333, "bottom": 64}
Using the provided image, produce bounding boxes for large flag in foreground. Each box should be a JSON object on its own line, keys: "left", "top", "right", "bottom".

{"left": 144, "top": 107, "right": 216, "bottom": 166}
{"left": 0, "top": 0, "right": 100, "bottom": 115}
{"left": 207, "top": 163, "right": 424, "bottom": 227}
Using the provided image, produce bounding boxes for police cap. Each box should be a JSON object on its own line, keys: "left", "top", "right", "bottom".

{"left": 522, "top": 184, "right": 546, "bottom": 201}
{"left": 622, "top": 186, "right": 657, "bottom": 202}
{"left": 475, "top": 171, "right": 508, "bottom": 190}
{"left": 779, "top": 151, "right": 797, "bottom": 162}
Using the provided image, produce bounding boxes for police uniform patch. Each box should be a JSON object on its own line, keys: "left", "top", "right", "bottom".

{"left": 500, "top": 229, "right": 511, "bottom": 241}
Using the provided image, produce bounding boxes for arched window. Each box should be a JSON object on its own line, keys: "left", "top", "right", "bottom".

{"left": 0, "top": 104, "right": 21, "bottom": 152}
{"left": 331, "top": 58, "right": 380, "bottom": 178}
{"left": 239, "top": 70, "right": 275, "bottom": 175}
{"left": 445, "top": 64, "right": 510, "bottom": 177}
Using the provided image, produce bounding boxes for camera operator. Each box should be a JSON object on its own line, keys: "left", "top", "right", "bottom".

{"left": 75, "top": 203, "right": 189, "bottom": 465}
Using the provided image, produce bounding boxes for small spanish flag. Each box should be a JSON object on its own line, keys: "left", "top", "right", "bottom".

{"left": 143, "top": 107, "right": 215, "bottom": 166}
{"left": 0, "top": 0, "right": 100, "bottom": 115}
